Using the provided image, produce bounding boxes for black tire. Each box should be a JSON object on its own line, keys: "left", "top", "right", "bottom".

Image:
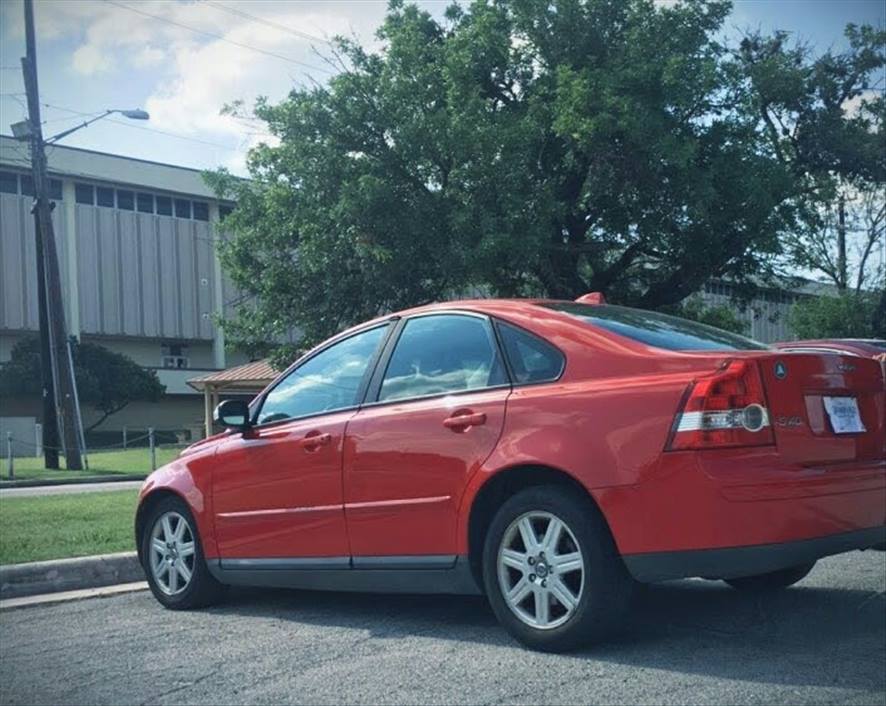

{"left": 482, "top": 485, "right": 633, "bottom": 652}
{"left": 724, "top": 561, "right": 816, "bottom": 592}
{"left": 140, "top": 495, "right": 225, "bottom": 609}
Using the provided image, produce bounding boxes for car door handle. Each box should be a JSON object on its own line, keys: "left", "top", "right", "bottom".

{"left": 442, "top": 412, "right": 487, "bottom": 430}
{"left": 299, "top": 432, "right": 332, "bottom": 450}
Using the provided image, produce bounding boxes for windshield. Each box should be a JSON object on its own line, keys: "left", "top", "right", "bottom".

{"left": 543, "top": 303, "right": 769, "bottom": 352}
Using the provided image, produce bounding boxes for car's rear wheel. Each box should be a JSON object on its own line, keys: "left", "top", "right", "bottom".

{"left": 482, "top": 485, "right": 632, "bottom": 652}
{"left": 724, "top": 561, "right": 816, "bottom": 592}
{"left": 141, "top": 495, "right": 224, "bottom": 609}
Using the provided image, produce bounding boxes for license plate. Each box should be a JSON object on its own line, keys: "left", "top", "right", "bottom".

{"left": 822, "top": 396, "right": 866, "bottom": 434}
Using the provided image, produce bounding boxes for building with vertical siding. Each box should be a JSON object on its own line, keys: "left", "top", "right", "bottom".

{"left": 0, "top": 134, "right": 248, "bottom": 438}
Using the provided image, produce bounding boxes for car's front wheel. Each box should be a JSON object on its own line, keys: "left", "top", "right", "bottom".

{"left": 140, "top": 495, "right": 225, "bottom": 609}
{"left": 482, "top": 485, "right": 632, "bottom": 652}
{"left": 724, "top": 562, "right": 816, "bottom": 592}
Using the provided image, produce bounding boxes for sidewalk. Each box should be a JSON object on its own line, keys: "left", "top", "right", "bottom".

{"left": 0, "top": 479, "right": 144, "bottom": 498}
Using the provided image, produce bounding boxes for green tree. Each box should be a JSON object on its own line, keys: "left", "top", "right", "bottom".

{"left": 668, "top": 298, "right": 749, "bottom": 336}
{"left": 788, "top": 293, "right": 885, "bottom": 339}
{"left": 208, "top": 0, "right": 884, "bottom": 355}
{"left": 0, "top": 337, "right": 166, "bottom": 431}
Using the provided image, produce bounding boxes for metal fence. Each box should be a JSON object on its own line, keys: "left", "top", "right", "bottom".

{"left": 3, "top": 426, "right": 193, "bottom": 480}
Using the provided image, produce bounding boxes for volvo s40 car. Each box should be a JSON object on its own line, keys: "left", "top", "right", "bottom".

{"left": 136, "top": 296, "right": 886, "bottom": 651}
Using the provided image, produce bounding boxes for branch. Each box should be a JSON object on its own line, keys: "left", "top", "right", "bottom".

{"left": 85, "top": 402, "right": 129, "bottom": 432}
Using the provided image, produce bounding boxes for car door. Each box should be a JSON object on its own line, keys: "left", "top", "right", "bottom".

{"left": 212, "top": 323, "right": 392, "bottom": 562}
{"left": 343, "top": 313, "right": 511, "bottom": 562}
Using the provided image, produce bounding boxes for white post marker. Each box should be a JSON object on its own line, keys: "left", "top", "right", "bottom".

{"left": 6, "top": 431, "right": 13, "bottom": 479}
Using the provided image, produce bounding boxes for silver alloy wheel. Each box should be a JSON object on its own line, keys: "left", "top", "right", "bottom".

{"left": 149, "top": 511, "right": 196, "bottom": 596}
{"left": 497, "top": 511, "right": 585, "bottom": 630}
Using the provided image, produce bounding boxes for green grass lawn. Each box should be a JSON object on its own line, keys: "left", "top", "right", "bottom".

{"left": 0, "top": 489, "right": 139, "bottom": 565}
{"left": 5, "top": 447, "right": 180, "bottom": 482}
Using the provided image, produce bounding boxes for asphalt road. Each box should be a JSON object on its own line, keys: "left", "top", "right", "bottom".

{"left": 1, "top": 551, "right": 884, "bottom": 706}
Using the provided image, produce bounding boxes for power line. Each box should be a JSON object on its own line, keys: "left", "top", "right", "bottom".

{"left": 105, "top": 0, "right": 333, "bottom": 75}
{"left": 201, "top": 1, "right": 333, "bottom": 46}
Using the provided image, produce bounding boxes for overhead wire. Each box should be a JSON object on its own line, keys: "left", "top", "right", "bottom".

{"left": 200, "top": 0, "right": 334, "bottom": 46}
{"left": 104, "top": 0, "right": 334, "bottom": 75}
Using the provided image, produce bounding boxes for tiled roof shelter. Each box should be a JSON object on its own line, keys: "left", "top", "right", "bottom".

{"left": 188, "top": 360, "right": 278, "bottom": 437}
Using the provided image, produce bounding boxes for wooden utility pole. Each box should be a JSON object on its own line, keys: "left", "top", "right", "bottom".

{"left": 20, "top": 0, "right": 84, "bottom": 469}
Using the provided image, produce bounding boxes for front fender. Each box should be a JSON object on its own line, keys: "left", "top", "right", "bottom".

{"left": 136, "top": 443, "right": 219, "bottom": 559}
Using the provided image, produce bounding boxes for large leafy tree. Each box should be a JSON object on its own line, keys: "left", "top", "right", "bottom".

{"left": 0, "top": 337, "right": 165, "bottom": 431}
{"left": 208, "top": 0, "right": 884, "bottom": 356}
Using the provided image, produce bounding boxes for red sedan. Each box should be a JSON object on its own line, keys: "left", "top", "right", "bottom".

{"left": 135, "top": 297, "right": 886, "bottom": 651}
{"left": 773, "top": 338, "right": 886, "bottom": 358}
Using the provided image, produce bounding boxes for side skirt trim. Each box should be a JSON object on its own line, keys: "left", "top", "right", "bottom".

{"left": 207, "top": 554, "right": 481, "bottom": 595}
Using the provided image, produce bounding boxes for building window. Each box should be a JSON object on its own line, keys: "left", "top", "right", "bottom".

{"left": 161, "top": 343, "right": 189, "bottom": 369}
{"left": 75, "top": 183, "right": 94, "bottom": 205}
{"left": 117, "top": 190, "right": 134, "bottom": 210}
{"left": 174, "top": 198, "right": 191, "bottom": 219}
{"left": 49, "top": 179, "right": 63, "bottom": 200}
{"left": 192, "top": 201, "right": 209, "bottom": 221}
{"left": 0, "top": 171, "right": 17, "bottom": 194}
{"left": 156, "top": 195, "right": 172, "bottom": 216}
{"left": 20, "top": 175, "right": 34, "bottom": 197}
{"left": 96, "top": 186, "right": 115, "bottom": 207}
{"left": 219, "top": 204, "right": 234, "bottom": 219}
{"left": 137, "top": 192, "right": 154, "bottom": 213}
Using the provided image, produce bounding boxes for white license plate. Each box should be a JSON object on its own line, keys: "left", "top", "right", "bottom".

{"left": 822, "top": 396, "right": 866, "bottom": 434}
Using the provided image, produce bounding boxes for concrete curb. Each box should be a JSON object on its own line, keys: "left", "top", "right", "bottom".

{"left": 0, "top": 552, "right": 143, "bottom": 599}
{"left": 0, "top": 474, "right": 146, "bottom": 489}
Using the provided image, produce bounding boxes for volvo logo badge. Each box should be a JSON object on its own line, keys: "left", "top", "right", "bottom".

{"left": 774, "top": 361, "right": 788, "bottom": 380}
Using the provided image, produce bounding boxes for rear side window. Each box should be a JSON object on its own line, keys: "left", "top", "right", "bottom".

{"left": 545, "top": 303, "right": 768, "bottom": 351}
{"left": 497, "top": 322, "right": 564, "bottom": 384}
{"left": 379, "top": 314, "right": 506, "bottom": 402}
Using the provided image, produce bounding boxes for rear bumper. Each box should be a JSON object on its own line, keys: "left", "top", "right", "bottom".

{"left": 594, "top": 452, "right": 886, "bottom": 567}
{"left": 623, "top": 525, "right": 886, "bottom": 582}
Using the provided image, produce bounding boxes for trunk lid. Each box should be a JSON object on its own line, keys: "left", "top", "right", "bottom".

{"left": 744, "top": 352, "right": 885, "bottom": 465}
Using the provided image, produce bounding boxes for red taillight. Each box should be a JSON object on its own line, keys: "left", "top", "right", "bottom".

{"left": 666, "top": 360, "right": 775, "bottom": 450}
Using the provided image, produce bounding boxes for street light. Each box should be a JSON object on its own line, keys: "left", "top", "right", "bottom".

{"left": 43, "top": 108, "right": 150, "bottom": 144}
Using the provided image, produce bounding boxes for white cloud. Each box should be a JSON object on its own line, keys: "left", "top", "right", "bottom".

{"left": 842, "top": 89, "right": 879, "bottom": 119}
{"left": 1, "top": 1, "right": 447, "bottom": 172}
{"left": 72, "top": 43, "right": 112, "bottom": 74}
{"left": 133, "top": 46, "right": 166, "bottom": 68}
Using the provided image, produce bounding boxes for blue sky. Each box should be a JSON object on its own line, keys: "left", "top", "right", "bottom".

{"left": 1, "top": 0, "right": 883, "bottom": 175}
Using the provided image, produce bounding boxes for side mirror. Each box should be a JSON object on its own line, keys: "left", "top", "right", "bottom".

{"left": 213, "top": 399, "right": 251, "bottom": 431}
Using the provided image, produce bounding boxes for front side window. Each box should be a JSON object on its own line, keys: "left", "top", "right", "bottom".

{"left": 379, "top": 314, "right": 506, "bottom": 402}
{"left": 258, "top": 325, "right": 389, "bottom": 424}
{"left": 497, "top": 322, "right": 564, "bottom": 384}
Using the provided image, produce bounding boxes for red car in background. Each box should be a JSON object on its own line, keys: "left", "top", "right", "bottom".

{"left": 773, "top": 338, "right": 886, "bottom": 358}
{"left": 135, "top": 297, "right": 886, "bottom": 651}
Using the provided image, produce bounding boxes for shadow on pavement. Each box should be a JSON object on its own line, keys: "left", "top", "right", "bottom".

{"left": 205, "top": 574, "right": 885, "bottom": 691}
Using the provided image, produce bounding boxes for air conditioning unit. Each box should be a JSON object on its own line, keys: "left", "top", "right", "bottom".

{"left": 162, "top": 355, "right": 189, "bottom": 369}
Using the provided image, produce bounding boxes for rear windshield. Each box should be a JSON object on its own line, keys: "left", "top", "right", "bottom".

{"left": 544, "top": 303, "right": 769, "bottom": 351}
